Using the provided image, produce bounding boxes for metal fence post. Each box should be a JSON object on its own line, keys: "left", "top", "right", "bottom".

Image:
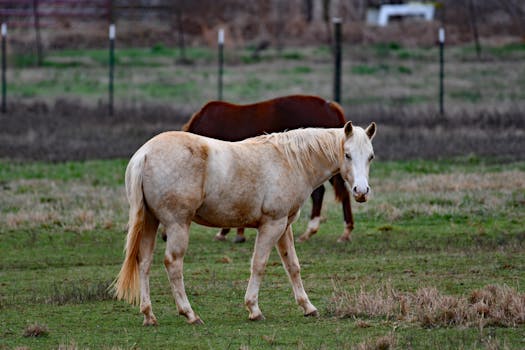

{"left": 1, "top": 23, "right": 6, "bottom": 114}
{"left": 333, "top": 17, "right": 342, "bottom": 104}
{"left": 109, "top": 24, "right": 115, "bottom": 116}
{"left": 33, "top": 0, "right": 43, "bottom": 66}
{"left": 439, "top": 27, "right": 445, "bottom": 115}
{"left": 218, "top": 28, "right": 224, "bottom": 101}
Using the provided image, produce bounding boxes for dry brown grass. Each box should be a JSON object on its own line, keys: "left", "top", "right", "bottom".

{"left": 1, "top": 179, "right": 127, "bottom": 231}
{"left": 354, "top": 333, "right": 397, "bottom": 350}
{"left": 328, "top": 281, "right": 525, "bottom": 329}
{"left": 387, "top": 171, "right": 525, "bottom": 193}
{"left": 22, "top": 323, "right": 49, "bottom": 337}
{"left": 361, "top": 170, "right": 525, "bottom": 223}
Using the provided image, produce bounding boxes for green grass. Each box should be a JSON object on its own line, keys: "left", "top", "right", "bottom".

{"left": 6, "top": 43, "right": 525, "bottom": 109}
{"left": 0, "top": 158, "right": 524, "bottom": 349}
{"left": 0, "top": 159, "right": 127, "bottom": 185}
{"left": 13, "top": 46, "right": 216, "bottom": 68}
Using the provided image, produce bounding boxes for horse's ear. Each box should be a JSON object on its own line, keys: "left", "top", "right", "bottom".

{"left": 365, "top": 122, "right": 376, "bottom": 140}
{"left": 344, "top": 121, "right": 353, "bottom": 138}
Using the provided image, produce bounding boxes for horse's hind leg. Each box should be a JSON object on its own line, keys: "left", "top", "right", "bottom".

{"left": 297, "top": 185, "right": 325, "bottom": 242}
{"left": 277, "top": 225, "right": 318, "bottom": 317}
{"left": 234, "top": 228, "right": 246, "bottom": 243}
{"left": 164, "top": 221, "right": 202, "bottom": 324}
{"left": 214, "top": 228, "right": 230, "bottom": 241}
{"left": 140, "top": 209, "right": 160, "bottom": 326}
{"left": 214, "top": 228, "right": 246, "bottom": 243}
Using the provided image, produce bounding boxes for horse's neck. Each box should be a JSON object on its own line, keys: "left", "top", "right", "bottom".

{"left": 288, "top": 129, "right": 343, "bottom": 188}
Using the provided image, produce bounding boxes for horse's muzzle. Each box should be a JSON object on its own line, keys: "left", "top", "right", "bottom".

{"left": 352, "top": 185, "right": 370, "bottom": 203}
{"left": 344, "top": 181, "right": 370, "bottom": 203}
{"left": 354, "top": 194, "right": 368, "bottom": 203}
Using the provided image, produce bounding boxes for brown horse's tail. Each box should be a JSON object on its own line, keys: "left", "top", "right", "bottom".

{"left": 331, "top": 173, "right": 349, "bottom": 203}
{"left": 181, "top": 111, "right": 198, "bottom": 131}
{"left": 328, "top": 100, "right": 345, "bottom": 122}
{"left": 113, "top": 152, "right": 146, "bottom": 305}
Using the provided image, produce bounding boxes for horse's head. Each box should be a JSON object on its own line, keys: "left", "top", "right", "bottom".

{"left": 340, "top": 121, "right": 376, "bottom": 203}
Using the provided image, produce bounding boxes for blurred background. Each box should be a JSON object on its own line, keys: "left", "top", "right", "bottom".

{"left": 0, "top": 0, "right": 524, "bottom": 161}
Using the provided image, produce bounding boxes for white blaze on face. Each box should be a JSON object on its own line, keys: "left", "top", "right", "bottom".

{"left": 350, "top": 148, "right": 371, "bottom": 198}
{"left": 341, "top": 122, "right": 376, "bottom": 203}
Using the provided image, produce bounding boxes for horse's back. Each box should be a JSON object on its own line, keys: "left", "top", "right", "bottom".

{"left": 272, "top": 95, "right": 345, "bottom": 129}
{"left": 136, "top": 130, "right": 299, "bottom": 228}
{"left": 136, "top": 132, "right": 210, "bottom": 214}
{"left": 184, "top": 95, "right": 346, "bottom": 141}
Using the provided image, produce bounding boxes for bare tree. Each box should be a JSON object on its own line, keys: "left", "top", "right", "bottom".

{"left": 498, "top": 0, "right": 525, "bottom": 38}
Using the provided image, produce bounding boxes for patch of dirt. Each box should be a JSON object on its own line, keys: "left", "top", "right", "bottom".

{"left": 0, "top": 99, "right": 190, "bottom": 161}
{"left": 0, "top": 99, "right": 523, "bottom": 162}
{"left": 347, "top": 104, "right": 525, "bottom": 161}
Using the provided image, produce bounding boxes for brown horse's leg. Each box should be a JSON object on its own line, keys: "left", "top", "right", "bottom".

{"left": 245, "top": 218, "right": 287, "bottom": 320}
{"left": 337, "top": 195, "right": 354, "bottom": 242}
{"left": 234, "top": 227, "right": 246, "bottom": 243}
{"left": 139, "top": 209, "right": 160, "bottom": 326}
{"left": 277, "top": 225, "right": 318, "bottom": 316}
{"left": 297, "top": 185, "right": 325, "bottom": 242}
{"left": 214, "top": 228, "right": 230, "bottom": 241}
{"left": 164, "top": 221, "right": 203, "bottom": 324}
{"left": 330, "top": 174, "right": 354, "bottom": 243}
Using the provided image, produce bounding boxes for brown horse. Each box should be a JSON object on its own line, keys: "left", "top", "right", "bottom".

{"left": 181, "top": 95, "right": 354, "bottom": 243}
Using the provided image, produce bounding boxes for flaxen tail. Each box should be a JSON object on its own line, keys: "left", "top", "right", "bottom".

{"left": 113, "top": 152, "right": 146, "bottom": 305}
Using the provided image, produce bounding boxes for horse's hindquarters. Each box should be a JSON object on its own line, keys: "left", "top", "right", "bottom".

{"left": 140, "top": 132, "right": 208, "bottom": 225}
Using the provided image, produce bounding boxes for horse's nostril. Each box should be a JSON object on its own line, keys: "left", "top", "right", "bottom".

{"left": 366, "top": 187, "right": 370, "bottom": 194}
{"left": 352, "top": 186, "right": 358, "bottom": 193}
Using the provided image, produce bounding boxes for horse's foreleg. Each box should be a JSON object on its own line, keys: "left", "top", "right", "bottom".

{"left": 245, "top": 219, "right": 287, "bottom": 320}
{"left": 164, "top": 222, "right": 202, "bottom": 324}
{"left": 337, "top": 195, "right": 354, "bottom": 243}
{"left": 277, "top": 225, "right": 318, "bottom": 317}
{"left": 139, "top": 209, "right": 159, "bottom": 326}
{"left": 297, "top": 185, "right": 325, "bottom": 242}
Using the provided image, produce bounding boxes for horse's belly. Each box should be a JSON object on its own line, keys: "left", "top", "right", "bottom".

{"left": 193, "top": 200, "right": 261, "bottom": 228}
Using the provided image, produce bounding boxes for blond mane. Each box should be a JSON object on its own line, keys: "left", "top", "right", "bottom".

{"left": 244, "top": 128, "right": 344, "bottom": 173}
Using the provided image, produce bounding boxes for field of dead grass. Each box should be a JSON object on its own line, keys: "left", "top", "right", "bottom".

{"left": 1, "top": 41, "right": 524, "bottom": 349}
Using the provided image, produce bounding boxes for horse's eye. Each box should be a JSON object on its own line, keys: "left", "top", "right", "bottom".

{"left": 345, "top": 153, "right": 351, "bottom": 160}
{"left": 369, "top": 154, "right": 375, "bottom": 161}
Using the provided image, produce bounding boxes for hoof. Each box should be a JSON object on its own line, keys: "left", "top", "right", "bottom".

{"left": 189, "top": 317, "right": 204, "bottom": 325}
{"left": 233, "top": 236, "right": 246, "bottom": 244}
{"left": 296, "top": 235, "right": 308, "bottom": 243}
{"left": 249, "top": 313, "right": 265, "bottom": 321}
{"left": 337, "top": 236, "right": 351, "bottom": 243}
{"left": 214, "top": 234, "right": 227, "bottom": 241}
{"left": 143, "top": 317, "right": 158, "bottom": 326}
{"left": 304, "top": 309, "right": 319, "bottom": 317}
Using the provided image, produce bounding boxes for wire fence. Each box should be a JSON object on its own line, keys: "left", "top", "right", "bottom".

{"left": 0, "top": 1, "right": 524, "bottom": 117}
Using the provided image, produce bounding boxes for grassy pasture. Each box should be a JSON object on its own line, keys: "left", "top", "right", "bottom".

{"left": 6, "top": 43, "right": 525, "bottom": 110}
{"left": 0, "top": 158, "right": 524, "bottom": 349}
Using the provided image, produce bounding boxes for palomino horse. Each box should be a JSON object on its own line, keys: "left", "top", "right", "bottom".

{"left": 182, "top": 95, "right": 353, "bottom": 243}
{"left": 114, "top": 122, "right": 376, "bottom": 325}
